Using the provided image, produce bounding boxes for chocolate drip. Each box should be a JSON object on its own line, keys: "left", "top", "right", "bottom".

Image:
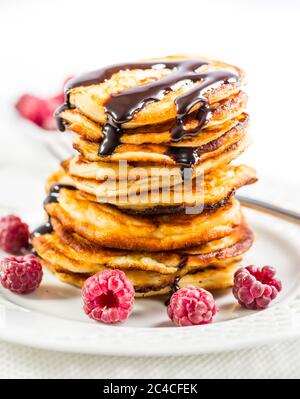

{"left": 43, "top": 183, "right": 76, "bottom": 207}
{"left": 178, "top": 255, "right": 188, "bottom": 270}
{"left": 171, "top": 71, "right": 237, "bottom": 141}
{"left": 167, "top": 147, "right": 200, "bottom": 168}
{"left": 172, "top": 276, "right": 181, "bottom": 291}
{"left": 31, "top": 220, "right": 53, "bottom": 238}
{"left": 56, "top": 59, "right": 239, "bottom": 167}
{"left": 100, "top": 123, "right": 123, "bottom": 156}
{"left": 31, "top": 184, "right": 77, "bottom": 240}
{"left": 54, "top": 103, "right": 74, "bottom": 132}
{"left": 164, "top": 276, "right": 181, "bottom": 306}
{"left": 171, "top": 104, "right": 211, "bottom": 142}
{"left": 65, "top": 62, "right": 170, "bottom": 90}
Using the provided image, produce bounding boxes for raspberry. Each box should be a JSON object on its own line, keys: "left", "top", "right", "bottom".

{"left": 0, "top": 215, "right": 30, "bottom": 255}
{"left": 15, "top": 75, "right": 73, "bottom": 131}
{"left": 82, "top": 270, "right": 135, "bottom": 324}
{"left": 233, "top": 265, "right": 282, "bottom": 310}
{"left": 15, "top": 94, "right": 64, "bottom": 130}
{"left": 0, "top": 254, "right": 43, "bottom": 294}
{"left": 167, "top": 286, "right": 217, "bottom": 326}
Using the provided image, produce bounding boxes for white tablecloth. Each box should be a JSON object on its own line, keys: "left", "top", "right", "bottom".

{"left": 1, "top": 339, "right": 300, "bottom": 379}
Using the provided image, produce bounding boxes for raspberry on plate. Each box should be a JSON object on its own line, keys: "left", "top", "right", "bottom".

{"left": 0, "top": 215, "right": 30, "bottom": 255}
{"left": 167, "top": 286, "right": 217, "bottom": 327}
{"left": 0, "top": 254, "right": 43, "bottom": 294}
{"left": 233, "top": 265, "right": 282, "bottom": 309}
{"left": 82, "top": 270, "right": 135, "bottom": 324}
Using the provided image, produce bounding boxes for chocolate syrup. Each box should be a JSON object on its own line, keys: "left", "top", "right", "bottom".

{"left": 43, "top": 183, "right": 76, "bottom": 207}
{"left": 178, "top": 255, "right": 188, "bottom": 270}
{"left": 167, "top": 147, "right": 200, "bottom": 168}
{"left": 54, "top": 103, "right": 74, "bottom": 132}
{"left": 31, "top": 220, "right": 53, "bottom": 238}
{"left": 164, "top": 276, "right": 181, "bottom": 306}
{"left": 31, "top": 184, "right": 76, "bottom": 239}
{"left": 56, "top": 59, "right": 239, "bottom": 167}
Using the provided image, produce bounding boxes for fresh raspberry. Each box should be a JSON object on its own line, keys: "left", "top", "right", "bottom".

{"left": 167, "top": 286, "right": 217, "bottom": 327}
{"left": 0, "top": 254, "right": 43, "bottom": 294}
{"left": 82, "top": 270, "right": 135, "bottom": 324}
{"left": 0, "top": 215, "right": 30, "bottom": 255}
{"left": 15, "top": 93, "right": 63, "bottom": 130}
{"left": 233, "top": 265, "right": 282, "bottom": 310}
{"left": 15, "top": 75, "right": 73, "bottom": 131}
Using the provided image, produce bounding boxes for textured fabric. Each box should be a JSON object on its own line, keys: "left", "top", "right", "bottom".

{"left": 0, "top": 339, "right": 300, "bottom": 379}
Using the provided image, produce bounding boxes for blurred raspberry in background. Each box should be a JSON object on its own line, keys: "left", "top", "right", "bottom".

{"left": 15, "top": 76, "right": 72, "bottom": 130}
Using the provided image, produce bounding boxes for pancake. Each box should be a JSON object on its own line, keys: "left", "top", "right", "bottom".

{"left": 32, "top": 216, "right": 253, "bottom": 276}
{"left": 176, "top": 262, "right": 240, "bottom": 294}
{"left": 44, "top": 187, "right": 242, "bottom": 251}
{"left": 60, "top": 92, "right": 247, "bottom": 145}
{"left": 72, "top": 117, "right": 248, "bottom": 164}
{"left": 41, "top": 258, "right": 240, "bottom": 296}
{"left": 62, "top": 133, "right": 251, "bottom": 190}
{"left": 34, "top": 55, "right": 256, "bottom": 297}
{"left": 47, "top": 164, "right": 256, "bottom": 213}
{"left": 61, "top": 56, "right": 245, "bottom": 130}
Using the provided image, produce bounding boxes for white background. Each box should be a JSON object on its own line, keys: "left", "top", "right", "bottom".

{"left": 0, "top": 0, "right": 300, "bottom": 378}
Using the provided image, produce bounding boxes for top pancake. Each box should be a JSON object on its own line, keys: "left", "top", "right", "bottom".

{"left": 61, "top": 56, "right": 245, "bottom": 130}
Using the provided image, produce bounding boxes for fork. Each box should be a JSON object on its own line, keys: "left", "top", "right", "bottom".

{"left": 237, "top": 195, "right": 300, "bottom": 225}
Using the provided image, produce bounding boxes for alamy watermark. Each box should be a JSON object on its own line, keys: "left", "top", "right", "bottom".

{"left": 94, "top": 161, "right": 205, "bottom": 215}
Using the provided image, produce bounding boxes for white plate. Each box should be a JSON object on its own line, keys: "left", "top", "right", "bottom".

{"left": 0, "top": 207, "right": 299, "bottom": 356}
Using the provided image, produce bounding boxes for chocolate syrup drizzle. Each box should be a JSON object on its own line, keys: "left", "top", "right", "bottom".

{"left": 31, "top": 184, "right": 77, "bottom": 239}
{"left": 178, "top": 255, "right": 188, "bottom": 270}
{"left": 31, "top": 220, "right": 53, "bottom": 238}
{"left": 56, "top": 59, "right": 239, "bottom": 167}
{"left": 164, "top": 276, "right": 181, "bottom": 306}
{"left": 43, "top": 183, "right": 76, "bottom": 207}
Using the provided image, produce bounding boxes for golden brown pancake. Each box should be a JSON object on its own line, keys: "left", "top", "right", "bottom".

{"left": 62, "top": 55, "right": 246, "bottom": 130}
{"left": 71, "top": 117, "right": 248, "bottom": 164}
{"left": 41, "top": 258, "right": 240, "bottom": 296}
{"left": 34, "top": 55, "right": 256, "bottom": 297}
{"left": 59, "top": 133, "right": 251, "bottom": 193}
{"left": 32, "top": 216, "right": 253, "bottom": 276}
{"left": 60, "top": 92, "right": 247, "bottom": 145}
{"left": 44, "top": 188, "right": 242, "bottom": 251}
{"left": 47, "top": 164, "right": 256, "bottom": 214}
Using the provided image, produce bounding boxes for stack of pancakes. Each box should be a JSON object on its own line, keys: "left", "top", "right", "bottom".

{"left": 32, "top": 56, "right": 257, "bottom": 297}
